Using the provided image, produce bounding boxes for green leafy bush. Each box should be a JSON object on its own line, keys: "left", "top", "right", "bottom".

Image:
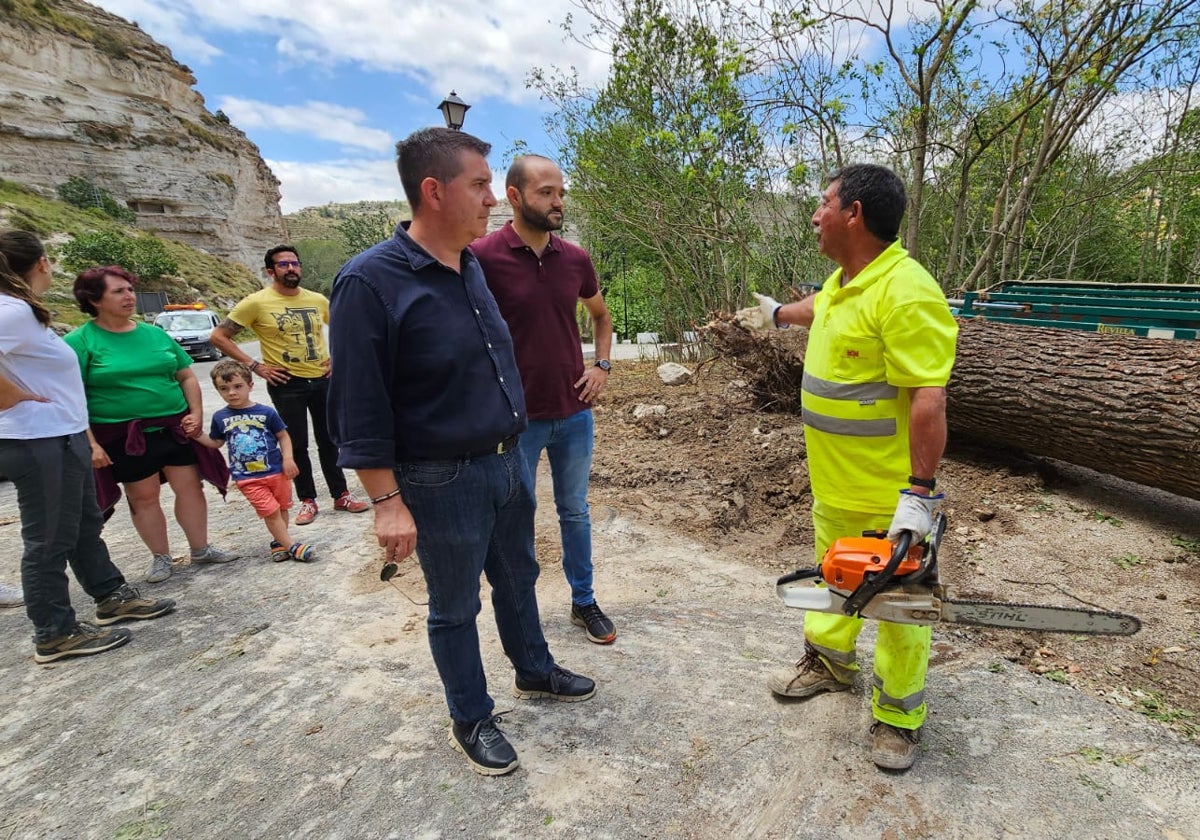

{"left": 55, "top": 176, "right": 136, "bottom": 223}
{"left": 59, "top": 231, "right": 179, "bottom": 282}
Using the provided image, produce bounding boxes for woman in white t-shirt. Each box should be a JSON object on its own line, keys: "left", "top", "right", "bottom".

{"left": 0, "top": 231, "right": 174, "bottom": 664}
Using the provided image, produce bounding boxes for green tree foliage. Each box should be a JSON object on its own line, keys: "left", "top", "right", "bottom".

{"left": 55, "top": 176, "right": 136, "bottom": 224}
{"left": 337, "top": 210, "right": 396, "bottom": 255}
{"left": 535, "top": 0, "right": 765, "bottom": 339}
{"left": 538, "top": 0, "right": 1200, "bottom": 303}
{"left": 59, "top": 231, "right": 179, "bottom": 282}
{"left": 293, "top": 239, "right": 352, "bottom": 296}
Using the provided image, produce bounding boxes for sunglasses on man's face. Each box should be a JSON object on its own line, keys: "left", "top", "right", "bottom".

{"left": 273, "top": 260, "right": 301, "bottom": 268}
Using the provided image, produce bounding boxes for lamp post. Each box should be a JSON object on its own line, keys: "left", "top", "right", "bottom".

{"left": 620, "top": 249, "right": 629, "bottom": 343}
{"left": 437, "top": 90, "right": 470, "bottom": 130}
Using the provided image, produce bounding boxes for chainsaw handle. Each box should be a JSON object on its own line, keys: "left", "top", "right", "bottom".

{"left": 841, "top": 531, "right": 912, "bottom": 616}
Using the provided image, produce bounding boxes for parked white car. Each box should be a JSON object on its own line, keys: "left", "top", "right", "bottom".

{"left": 154, "top": 307, "right": 223, "bottom": 361}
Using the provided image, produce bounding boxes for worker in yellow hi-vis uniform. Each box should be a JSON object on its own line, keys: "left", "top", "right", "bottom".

{"left": 736, "top": 164, "right": 958, "bottom": 771}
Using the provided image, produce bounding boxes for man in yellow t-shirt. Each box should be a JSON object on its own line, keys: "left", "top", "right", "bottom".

{"left": 738, "top": 164, "right": 958, "bottom": 771}
{"left": 210, "top": 246, "right": 368, "bottom": 525}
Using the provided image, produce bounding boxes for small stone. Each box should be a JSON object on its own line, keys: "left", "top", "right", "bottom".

{"left": 657, "top": 362, "right": 692, "bottom": 385}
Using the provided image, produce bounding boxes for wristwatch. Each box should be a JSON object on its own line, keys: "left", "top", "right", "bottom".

{"left": 595, "top": 359, "right": 612, "bottom": 372}
{"left": 908, "top": 475, "right": 936, "bottom": 491}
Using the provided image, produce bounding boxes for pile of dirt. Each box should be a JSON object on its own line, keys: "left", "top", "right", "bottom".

{"left": 590, "top": 358, "right": 1200, "bottom": 740}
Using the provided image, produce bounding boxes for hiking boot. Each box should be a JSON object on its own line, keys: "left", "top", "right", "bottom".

{"left": 295, "top": 499, "right": 318, "bottom": 525}
{"left": 95, "top": 583, "right": 177, "bottom": 625}
{"left": 0, "top": 582, "right": 24, "bottom": 607}
{"left": 448, "top": 715, "right": 519, "bottom": 776}
{"left": 289, "top": 542, "right": 316, "bottom": 562}
{"left": 333, "top": 491, "right": 369, "bottom": 513}
{"left": 768, "top": 644, "right": 854, "bottom": 698}
{"left": 146, "top": 553, "right": 173, "bottom": 583}
{"left": 34, "top": 622, "right": 132, "bottom": 663}
{"left": 190, "top": 544, "right": 237, "bottom": 564}
{"left": 571, "top": 601, "right": 617, "bottom": 645}
{"left": 870, "top": 722, "right": 921, "bottom": 771}
{"left": 270, "top": 541, "right": 291, "bottom": 563}
{"left": 513, "top": 664, "right": 596, "bottom": 702}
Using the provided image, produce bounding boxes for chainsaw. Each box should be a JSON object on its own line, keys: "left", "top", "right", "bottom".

{"left": 776, "top": 513, "right": 1140, "bottom": 635}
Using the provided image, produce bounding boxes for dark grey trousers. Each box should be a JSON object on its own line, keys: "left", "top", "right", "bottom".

{"left": 0, "top": 432, "right": 124, "bottom": 641}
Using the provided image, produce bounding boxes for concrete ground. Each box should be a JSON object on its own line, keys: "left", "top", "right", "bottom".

{"left": 1, "top": 351, "right": 1197, "bottom": 839}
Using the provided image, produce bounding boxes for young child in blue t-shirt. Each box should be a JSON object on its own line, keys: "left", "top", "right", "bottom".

{"left": 191, "top": 360, "right": 315, "bottom": 562}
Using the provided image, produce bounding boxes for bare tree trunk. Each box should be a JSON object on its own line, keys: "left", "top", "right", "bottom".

{"left": 947, "top": 319, "right": 1200, "bottom": 500}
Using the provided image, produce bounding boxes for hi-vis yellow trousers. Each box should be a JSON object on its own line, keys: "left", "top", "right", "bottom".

{"left": 803, "top": 499, "right": 931, "bottom": 729}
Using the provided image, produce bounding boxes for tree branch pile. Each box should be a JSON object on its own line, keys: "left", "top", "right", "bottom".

{"left": 702, "top": 314, "right": 1200, "bottom": 501}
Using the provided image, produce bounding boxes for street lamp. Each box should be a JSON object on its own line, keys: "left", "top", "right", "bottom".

{"left": 437, "top": 90, "right": 470, "bottom": 130}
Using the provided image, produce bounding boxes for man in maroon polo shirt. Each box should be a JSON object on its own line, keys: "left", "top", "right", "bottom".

{"left": 472, "top": 154, "right": 617, "bottom": 645}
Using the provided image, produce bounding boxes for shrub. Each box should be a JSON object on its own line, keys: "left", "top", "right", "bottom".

{"left": 60, "top": 231, "right": 179, "bottom": 282}
{"left": 56, "top": 176, "right": 136, "bottom": 223}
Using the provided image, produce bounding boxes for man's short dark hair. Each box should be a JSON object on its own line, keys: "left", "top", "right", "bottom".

{"left": 395, "top": 128, "right": 492, "bottom": 211}
{"left": 828, "top": 164, "right": 907, "bottom": 243}
{"left": 264, "top": 245, "right": 300, "bottom": 269}
{"left": 505, "top": 154, "right": 555, "bottom": 193}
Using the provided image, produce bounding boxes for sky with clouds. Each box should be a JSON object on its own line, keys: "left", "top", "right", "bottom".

{"left": 90, "top": 0, "right": 610, "bottom": 212}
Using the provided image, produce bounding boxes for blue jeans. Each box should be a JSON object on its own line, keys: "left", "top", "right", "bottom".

{"left": 398, "top": 448, "right": 554, "bottom": 724}
{"left": 517, "top": 409, "right": 595, "bottom": 606}
{"left": 0, "top": 432, "right": 125, "bottom": 642}
{"left": 268, "top": 375, "right": 347, "bottom": 501}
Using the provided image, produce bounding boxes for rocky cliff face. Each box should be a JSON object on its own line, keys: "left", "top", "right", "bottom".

{"left": 0, "top": 0, "right": 284, "bottom": 271}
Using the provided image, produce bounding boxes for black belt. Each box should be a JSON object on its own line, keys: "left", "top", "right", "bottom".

{"left": 414, "top": 435, "right": 519, "bottom": 462}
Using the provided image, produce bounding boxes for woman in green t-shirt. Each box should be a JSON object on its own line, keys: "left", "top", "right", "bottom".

{"left": 65, "top": 266, "right": 237, "bottom": 584}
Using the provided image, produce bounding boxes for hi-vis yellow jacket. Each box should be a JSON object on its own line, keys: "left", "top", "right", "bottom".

{"left": 802, "top": 240, "right": 958, "bottom": 513}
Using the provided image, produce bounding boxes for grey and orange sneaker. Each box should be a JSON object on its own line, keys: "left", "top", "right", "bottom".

{"left": 570, "top": 602, "right": 616, "bottom": 644}
{"left": 95, "top": 584, "right": 176, "bottom": 626}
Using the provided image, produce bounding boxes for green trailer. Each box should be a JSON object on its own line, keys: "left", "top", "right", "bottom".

{"left": 952, "top": 280, "right": 1200, "bottom": 340}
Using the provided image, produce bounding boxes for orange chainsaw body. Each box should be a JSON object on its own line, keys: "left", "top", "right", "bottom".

{"left": 821, "top": 534, "right": 926, "bottom": 593}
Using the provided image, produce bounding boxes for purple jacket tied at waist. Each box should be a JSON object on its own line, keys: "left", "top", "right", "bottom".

{"left": 91, "top": 412, "right": 229, "bottom": 515}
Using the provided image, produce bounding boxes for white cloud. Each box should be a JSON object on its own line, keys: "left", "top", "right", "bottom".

{"left": 219, "top": 96, "right": 394, "bottom": 152}
{"left": 268, "top": 157, "right": 401, "bottom": 213}
{"left": 123, "top": 0, "right": 609, "bottom": 104}
{"left": 91, "top": 0, "right": 222, "bottom": 63}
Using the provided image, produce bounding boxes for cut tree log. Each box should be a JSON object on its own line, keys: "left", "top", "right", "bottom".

{"left": 701, "top": 315, "right": 1200, "bottom": 501}
{"left": 948, "top": 318, "right": 1200, "bottom": 501}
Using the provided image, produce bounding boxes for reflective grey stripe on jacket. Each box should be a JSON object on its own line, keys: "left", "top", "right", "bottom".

{"left": 802, "top": 371, "right": 898, "bottom": 437}
{"left": 802, "top": 371, "right": 898, "bottom": 402}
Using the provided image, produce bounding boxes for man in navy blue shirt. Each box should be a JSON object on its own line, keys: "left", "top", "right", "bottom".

{"left": 328, "top": 127, "right": 596, "bottom": 777}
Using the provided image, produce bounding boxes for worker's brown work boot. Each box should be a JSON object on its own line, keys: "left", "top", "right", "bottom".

{"left": 768, "top": 644, "right": 854, "bottom": 698}
{"left": 870, "top": 722, "right": 921, "bottom": 770}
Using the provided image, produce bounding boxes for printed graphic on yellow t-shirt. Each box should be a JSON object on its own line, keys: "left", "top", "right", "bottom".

{"left": 228, "top": 288, "right": 330, "bottom": 378}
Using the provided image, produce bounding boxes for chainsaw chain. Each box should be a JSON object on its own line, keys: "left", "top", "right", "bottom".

{"left": 944, "top": 598, "right": 1141, "bottom": 635}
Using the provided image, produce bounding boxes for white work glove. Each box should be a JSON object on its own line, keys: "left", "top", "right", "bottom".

{"left": 734, "top": 292, "right": 782, "bottom": 330}
{"left": 887, "top": 489, "right": 944, "bottom": 543}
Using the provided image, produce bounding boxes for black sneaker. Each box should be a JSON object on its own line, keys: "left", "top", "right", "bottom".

{"left": 34, "top": 622, "right": 132, "bottom": 664}
{"left": 95, "top": 583, "right": 177, "bottom": 626}
{"left": 571, "top": 601, "right": 617, "bottom": 644}
{"left": 448, "top": 715, "right": 519, "bottom": 776}
{"left": 513, "top": 664, "right": 596, "bottom": 702}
